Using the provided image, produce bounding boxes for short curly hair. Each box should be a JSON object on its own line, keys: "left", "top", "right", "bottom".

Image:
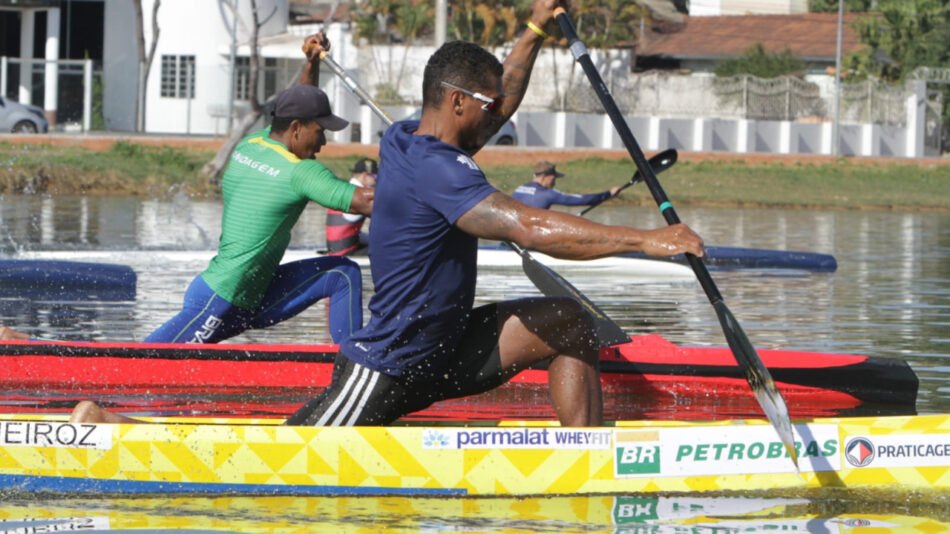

{"left": 422, "top": 41, "right": 503, "bottom": 110}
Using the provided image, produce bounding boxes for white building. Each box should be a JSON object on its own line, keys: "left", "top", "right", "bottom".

{"left": 0, "top": 0, "right": 359, "bottom": 139}
{"left": 0, "top": 0, "right": 66, "bottom": 125}
{"left": 104, "top": 0, "right": 282, "bottom": 135}
{"left": 689, "top": 0, "right": 809, "bottom": 16}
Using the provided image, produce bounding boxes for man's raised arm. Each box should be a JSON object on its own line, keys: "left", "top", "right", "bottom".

{"left": 496, "top": 0, "right": 568, "bottom": 122}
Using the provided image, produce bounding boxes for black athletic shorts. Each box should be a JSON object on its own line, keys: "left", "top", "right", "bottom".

{"left": 286, "top": 303, "right": 504, "bottom": 426}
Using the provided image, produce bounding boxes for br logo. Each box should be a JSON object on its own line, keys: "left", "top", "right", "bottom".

{"left": 612, "top": 496, "right": 659, "bottom": 524}
{"left": 616, "top": 444, "right": 661, "bottom": 476}
{"left": 844, "top": 437, "right": 875, "bottom": 467}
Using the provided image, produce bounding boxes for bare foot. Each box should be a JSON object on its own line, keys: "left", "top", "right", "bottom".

{"left": 0, "top": 326, "right": 29, "bottom": 341}
{"left": 70, "top": 401, "right": 143, "bottom": 424}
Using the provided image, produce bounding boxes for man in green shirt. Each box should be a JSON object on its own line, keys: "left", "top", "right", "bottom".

{"left": 66, "top": 35, "right": 377, "bottom": 424}
{"left": 145, "top": 79, "right": 373, "bottom": 345}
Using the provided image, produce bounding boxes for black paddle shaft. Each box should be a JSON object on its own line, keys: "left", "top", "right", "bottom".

{"left": 555, "top": 9, "right": 799, "bottom": 468}
{"left": 555, "top": 16, "right": 722, "bottom": 304}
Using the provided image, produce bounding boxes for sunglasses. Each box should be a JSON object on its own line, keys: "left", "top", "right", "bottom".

{"left": 441, "top": 81, "right": 506, "bottom": 114}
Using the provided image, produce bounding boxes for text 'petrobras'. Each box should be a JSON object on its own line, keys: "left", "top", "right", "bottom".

{"left": 614, "top": 424, "right": 841, "bottom": 478}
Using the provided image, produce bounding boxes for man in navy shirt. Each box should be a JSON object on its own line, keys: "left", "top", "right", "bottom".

{"left": 513, "top": 161, "right": 620, "bottom": 209}
{"left": 287, "top": 0, "right": 704, "bottom": 427}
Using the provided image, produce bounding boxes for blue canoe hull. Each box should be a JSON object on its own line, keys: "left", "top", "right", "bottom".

{"left": 481, "top": 244, "right": 838, "bottom": 272}
{"left": 621, "top": 245, "right": 838, "bottom": 272}
{"left": 0, "top": 259, "right": 136, "bottom": 300}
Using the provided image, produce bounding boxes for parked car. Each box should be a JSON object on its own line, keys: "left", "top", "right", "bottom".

{"left": 380, "top": 109, "right": 518, "bottom": 145}
{"left": 0, "top": 96, "right": 49, "bottom": 134}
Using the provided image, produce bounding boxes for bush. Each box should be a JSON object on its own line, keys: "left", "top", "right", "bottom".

{"left": 715, "top": 44, "right": 806, "bottom": 79}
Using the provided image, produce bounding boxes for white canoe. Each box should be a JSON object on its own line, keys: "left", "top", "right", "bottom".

{"left": 18, "top": 248, "right": 696, "bottom": 281}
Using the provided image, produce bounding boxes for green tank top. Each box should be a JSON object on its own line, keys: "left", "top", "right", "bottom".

{"left": 200, "top": 127, "right": 356, "bottom": 310}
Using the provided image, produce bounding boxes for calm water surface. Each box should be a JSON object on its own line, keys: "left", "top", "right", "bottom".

{"left": 1, "top": 194, "right": 948, "bottom": 530}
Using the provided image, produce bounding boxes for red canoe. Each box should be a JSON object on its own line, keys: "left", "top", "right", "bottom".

{"left": 0, "top": 334, "right": 917, "bottom": 421}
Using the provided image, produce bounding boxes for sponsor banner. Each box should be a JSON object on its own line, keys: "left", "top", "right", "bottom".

{"left": 422, "top": 427, "right": 612, "bottom": 450}
{"left": 0, "top": 516, "right": 110, "bottom": 533}
{"left": 0, "top": 421, "right": 112, "bottom": 450}
{"left": 614, "top": 424, "right": 840, "bottom": 478}
{"left": 844, "top": 434, "right": 950, "bottom": 469}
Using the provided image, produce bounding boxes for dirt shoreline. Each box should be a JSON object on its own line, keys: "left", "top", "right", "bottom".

{"left": 4, "top": 132, "right": 949, "bottom": 168}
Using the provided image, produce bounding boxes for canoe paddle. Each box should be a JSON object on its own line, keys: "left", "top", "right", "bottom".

{"left": 315, "top": 50, "right": 395, "bottom": 125}
{"left": 506, "top": 241, "right": 629, "bottom": 346}
{"left": 578, "top": 148, "right": 678, "bottom": 216}
{"left": 317, "top": 49, "right": 630, "bottom": 347}
{"left": 554, "top": 7, "right": 799, "bottom": 469}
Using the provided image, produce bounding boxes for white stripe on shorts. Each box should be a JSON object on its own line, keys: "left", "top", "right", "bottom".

{"left": 343, "top": 369, "right": 381, "bottom": 426}
{"left": 314, "top": 362, "right": 383, "bottom": 426}
{"left": 314, "top": 362, "right": 364, "bottom": 426}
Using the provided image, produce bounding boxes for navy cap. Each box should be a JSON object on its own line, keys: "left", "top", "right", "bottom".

{"left": 272, "top": 84, "right": 349, "bottom": 131}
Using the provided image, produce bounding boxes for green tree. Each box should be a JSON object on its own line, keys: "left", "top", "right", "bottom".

{"left": 808, "top": 0, "right": 873, "bottom": 13}
{"left": 570, "top": 0, "right": 649, "bottom": 48}
{"left": 354, "top": 0, "right": 650, "bottom": 48}
{"left": 352, "top": 0, "right": 653, "bottom": 106}
{"left": 843, "top": 0, "right": 950, "bottom": 146}
{"left": 353, "top": 0, "right": 435, "bottom": 103}
{"left": 714, "top": 44, "right": 806, "bottom": 78}
{"left": 844, "top": 0, "right": 950, "bottom": 82}
{"left": 448, "top": 0, "right": 531, "bottom": 45}
{"left": 353, "top": 0, "right": 433, "bottom": 44}
{"left": 91, "top": 75, "right": 106, "bottom": 131}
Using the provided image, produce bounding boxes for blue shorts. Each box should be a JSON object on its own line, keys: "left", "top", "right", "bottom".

{"left": 145, "top": 256, "right": 362, "bottom": 344}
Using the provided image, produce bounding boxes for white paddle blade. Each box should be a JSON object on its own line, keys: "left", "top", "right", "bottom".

{"left": 714, "top": 301, "right": 799, "bottom": 470}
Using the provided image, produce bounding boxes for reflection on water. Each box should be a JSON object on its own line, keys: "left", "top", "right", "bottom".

{"left": 1, "top": 195, "right": 949, "bottom": 529}
{"left": 0, "top": 492, "right": 947, "bottom": 533}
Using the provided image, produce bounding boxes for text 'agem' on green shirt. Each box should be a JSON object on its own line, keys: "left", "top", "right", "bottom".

{"left": 200, "top": 127, "right": 356, "bottom": 310}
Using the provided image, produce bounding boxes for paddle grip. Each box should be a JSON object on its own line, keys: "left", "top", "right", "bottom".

{"left": 555, "top": 11, "right": 723, "bottom": 304}
{"left": 578, "top": 149, "right": 676, "bottom": 216}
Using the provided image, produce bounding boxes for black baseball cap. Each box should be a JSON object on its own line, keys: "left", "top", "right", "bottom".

{"left": 352, "top": 157, "right": 378, "bottom": 174}
{"left": 272, "top": 84, "right": 349, "bottom": 131}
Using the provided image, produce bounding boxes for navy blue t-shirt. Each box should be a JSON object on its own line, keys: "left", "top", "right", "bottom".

{"left": 339, "top": 120, "right": 498, "bottom": 376}
{"left": 512, "top": 182, "right": 610, "bottom": 209}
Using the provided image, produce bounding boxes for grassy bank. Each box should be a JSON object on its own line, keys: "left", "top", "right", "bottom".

{"left": 1, "top": 140, "right": 947, "bottom": 211}
{"left": 485, "top": 156, "right": 950, "bottom": 211}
